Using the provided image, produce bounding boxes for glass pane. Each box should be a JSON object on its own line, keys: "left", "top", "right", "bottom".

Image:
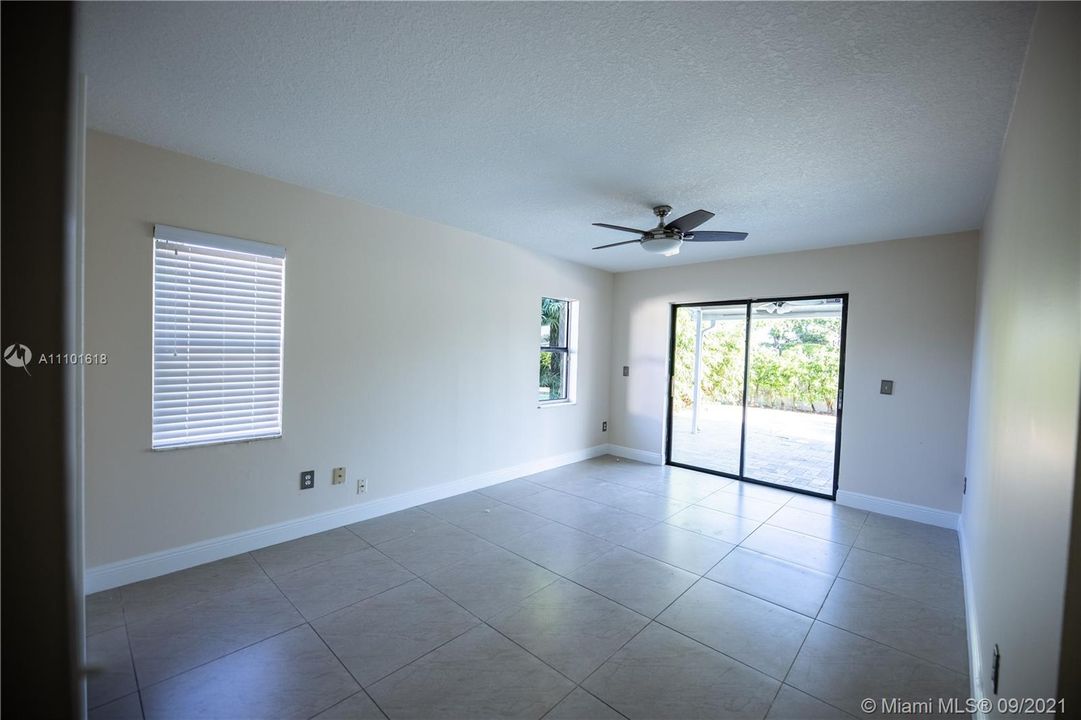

{"left": 743, "top": 298, "right": 843, "bottom": 494}
{"left": 541, "top": 298, "right": 568, "bottom": 348}
{"left": 669, "top": 304, "right": 747, "bottom": 475}
{"left": 539, "top": 350, "right": 568, "bottom": 401}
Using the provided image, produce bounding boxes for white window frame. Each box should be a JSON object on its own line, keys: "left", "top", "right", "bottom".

{"left": 538, "top": 297, "right": 579, "bottom": 408}
{"left": 151, "top": 225, "right": 286, "bottom": 449}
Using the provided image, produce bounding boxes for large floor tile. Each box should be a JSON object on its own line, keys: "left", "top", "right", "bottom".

{"left": 853, "top": 522, "right": 961, "bottom": 575}
{"left": 786, "top": 623, "right": 967, "bottom": 719}
{"left": 542, "top": 688, "right": 624, "bottom": 720}
{"left": 785, "top": 495, "right": 868, "bottom": 524}
{"left": 376, "top": 522, "right": 496, "bottom": 576}
{"left": 87, "top": 626, "right": 137, "bottom": 709}
{"left": 252, "top": 527, "right": 370, "bottom": 578}
{"left": 368, "top": 625, "right": 573, "bottom": 720}
{"left": 347, "top": 508, "right": 448, "bottom": 546}
{"left": 697, "top": 492, "right": 784, "bottom": 522}
{"left": 766, "top": 506, "right": 862, "bottom": 545}
{"left": 421, "top": 492, "right": 504, "bottom": 523}
{"left": 424, "top": 545, "right": 558, "bottom": 619}
{"left": 312, "top": 579, "right": 478, "bottom": 687}
{"left": 571, "top": 505, "right": 658, "bottom": 544}
{"left": 478, "top": 478, "right": 546, "bottom": 503}
{"left": 89, "top": 692, "right": 143, "bottom": 720}
{"left": 568, "top": 480, "right": 690, "bottom": 521}
{"left": 523, "top": 463, "right": 600, "bottom": 487}
{"left": 86, "top": 589, "right": 125, "bottom": 636}
{"left": 706, "top": 547, "right": 835, "bottom": 617}
{"left": 608, "top": 471, "right": 732, "bottom": 503}
{"left": 817, "top": 579, "right": 968, "bottom": 673}
{"left": 667, "top": 505, "right": 761, "bottom": 544}
{"left": 127, "top": 577, "right": 303, "bottom": 686}
{"left": 274, "top": 547, "right": 415, "bottom": 620}
{"left": 502, "top": 487, "right": 601, "bottom": 523}
{"left": 449, "top": 502, "right": 552, "bottom": 546}
{"left": 141, "top": 625, "right": 358, "bottom": 720}
{"left": 489, "top": 578, "right": 649, "bottom": 682}
{"left": 862, "top": 512, "right": 957, "bottom": 538}
{"left": 501, "top": 522, "right": 615, "bottom": 575}
{"left": 741, "top": 525, "right": 850, "bottom": 574}
{"left": 658, "top": 579, "right": 812, "bottom": 679}
{"left": 766, "top": 685, "right": 851, "bottom": 719}
{"left": 541, "top": 474, "right": 617, "bottom": 497}
{"left": 583, "top": 623, "right": 779, "bottom": 720}
{"left": 716, "top": 480, "right": 799, "bottom": 505}
{"left": 568, "top": 547, "right": 697, "bottom": 617}
{"left": 311, "top": 691, "right": 387, "bottom": 719}
{"left": 119, "top": 554, "right": 266, "bottom": 625}
{"left": 839, "top": 547, "right": 964, "bottom": 616}
{"left": 622, "top": 522, "right": 735, "bottom": 575}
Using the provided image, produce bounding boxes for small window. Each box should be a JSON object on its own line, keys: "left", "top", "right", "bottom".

{"left": 539, "top": 297, "right": 577, "bottom": 403}
{"left": 152, "top": 225, "right": 286, "bottom": 449}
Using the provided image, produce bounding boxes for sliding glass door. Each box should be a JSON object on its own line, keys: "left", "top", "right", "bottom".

{"left": 666, "top": 295, "right": 847, "bottom": 498}
{"left": 669, "top": 303, "right": 747, "bottom": 476}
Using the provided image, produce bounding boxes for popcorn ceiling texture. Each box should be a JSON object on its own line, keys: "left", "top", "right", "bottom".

{"left": 77, "top": 2, "right": 1033, "bottom": 272}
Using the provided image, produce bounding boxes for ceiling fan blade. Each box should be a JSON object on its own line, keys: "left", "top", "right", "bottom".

{"left": 665, "top": 209, "right": 715, "bottom": 233}
{"left": 592, "top": 223, "right": 649, "bottom": 235}
{"left": 592, "top": 239, "right": 642, "bottom": 250}
{"left": 682, "top": 230, "right": 748, "bottom": 242}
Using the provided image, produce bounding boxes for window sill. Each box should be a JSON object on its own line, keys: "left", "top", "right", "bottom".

{"left": 151, "top": 433, "right": 283, "bottom": 452}
{"left": 537, "top": 400, "right": 576, "bottom": 409}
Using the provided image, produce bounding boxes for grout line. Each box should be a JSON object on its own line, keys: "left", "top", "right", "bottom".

{"left": 134, "top": 621, "right": 308, "bottom": 693}
{"left": 306, "top": 625, "right": 392, "bottom": 720}
{"left": 770, "top": 512, "right": 870, "bottom": 718}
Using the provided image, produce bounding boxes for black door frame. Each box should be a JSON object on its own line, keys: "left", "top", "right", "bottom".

{"left": 664, "top": 293, "right": 849, "bottom": 500}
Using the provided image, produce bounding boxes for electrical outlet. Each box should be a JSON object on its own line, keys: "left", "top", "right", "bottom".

{"left": 622, "top": 366, "right": 629, "bottom": 377}
{"left": 332, "top": 467, "right": 346, "bottom": 485}
{"left": 602, "top": 421, "right": 608, "bottom": 432}
{"left": 300, "top": 470, "right": 315, "bottom": 490}
{"left": 356, "top": 477, "right": 367, "bottom": 494}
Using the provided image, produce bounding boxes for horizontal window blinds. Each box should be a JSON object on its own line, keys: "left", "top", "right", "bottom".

{"left": 152, "top": 225, "right": 285, "bottom": 449}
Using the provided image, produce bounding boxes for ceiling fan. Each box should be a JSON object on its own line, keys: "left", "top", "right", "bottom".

{"left": 592, "top": 205, "right": 747, "bottom": 256}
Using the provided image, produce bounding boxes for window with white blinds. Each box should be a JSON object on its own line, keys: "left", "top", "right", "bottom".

{"left": 152, "top": 225, "right": 286, "bottom": 449}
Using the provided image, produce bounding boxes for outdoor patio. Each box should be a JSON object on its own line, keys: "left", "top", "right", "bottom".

{"left": 671, "top": 402, "right": 837, "bottom": 494}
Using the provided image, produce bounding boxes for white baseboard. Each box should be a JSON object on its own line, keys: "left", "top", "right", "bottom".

{"left": 606, "top": 444, "right": 664, "bottom": 465}
{"left": 835, "top": 490, "right": 960, "bottom": 530}
{"left": 958, "top": 520, "right": 988, "bottom": 719}
{"left": 85, "top": 443, "right": 610, "bottom": 593}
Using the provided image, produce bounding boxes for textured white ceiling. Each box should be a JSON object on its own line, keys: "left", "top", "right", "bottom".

{"left": 77, "top": 2, "right": 1034, "bottom": 272}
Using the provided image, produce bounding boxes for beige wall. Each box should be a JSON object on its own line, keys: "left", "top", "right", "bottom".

{"left": 961, "top": 2, "right": 1080, "bottom": 706}
{"left": 84, "top": 131, "right": 613, "bottom": 568}
{"left": 609, "top": 232, "right": 979, "bottom": 512}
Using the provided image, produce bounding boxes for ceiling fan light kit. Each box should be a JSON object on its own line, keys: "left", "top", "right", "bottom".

{"left": 641, "top": 236, "right": 683, "bottom": 256}
{"left": 591, "top": 204, "right": 748, "bottom": 256}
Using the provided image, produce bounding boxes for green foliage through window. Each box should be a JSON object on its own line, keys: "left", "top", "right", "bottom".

{"left": 674, "top": 310, "right": 840, "bottom": 415}
{"left": 540, "top": 298, "right": 569, "bottom": 401}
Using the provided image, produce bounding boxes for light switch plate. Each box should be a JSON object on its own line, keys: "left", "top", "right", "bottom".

{"left": 880, "top": 379, "right": 894, "bottom": 395}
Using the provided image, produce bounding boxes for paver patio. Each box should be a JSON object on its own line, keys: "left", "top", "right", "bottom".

{"left": 671, "top": 402, "right": 836, "bottom": 494}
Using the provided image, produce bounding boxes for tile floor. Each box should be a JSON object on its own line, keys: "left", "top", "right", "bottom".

{"left": 86, "top": 456, "right": 969, "bottom": 720}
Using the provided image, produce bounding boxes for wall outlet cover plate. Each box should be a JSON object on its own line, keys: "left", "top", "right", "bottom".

{"left": 880, "top": 379, "right": 894, "bottom": 395}
{"left": 300, "top": 470, "right": 315, "bottom": 490}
